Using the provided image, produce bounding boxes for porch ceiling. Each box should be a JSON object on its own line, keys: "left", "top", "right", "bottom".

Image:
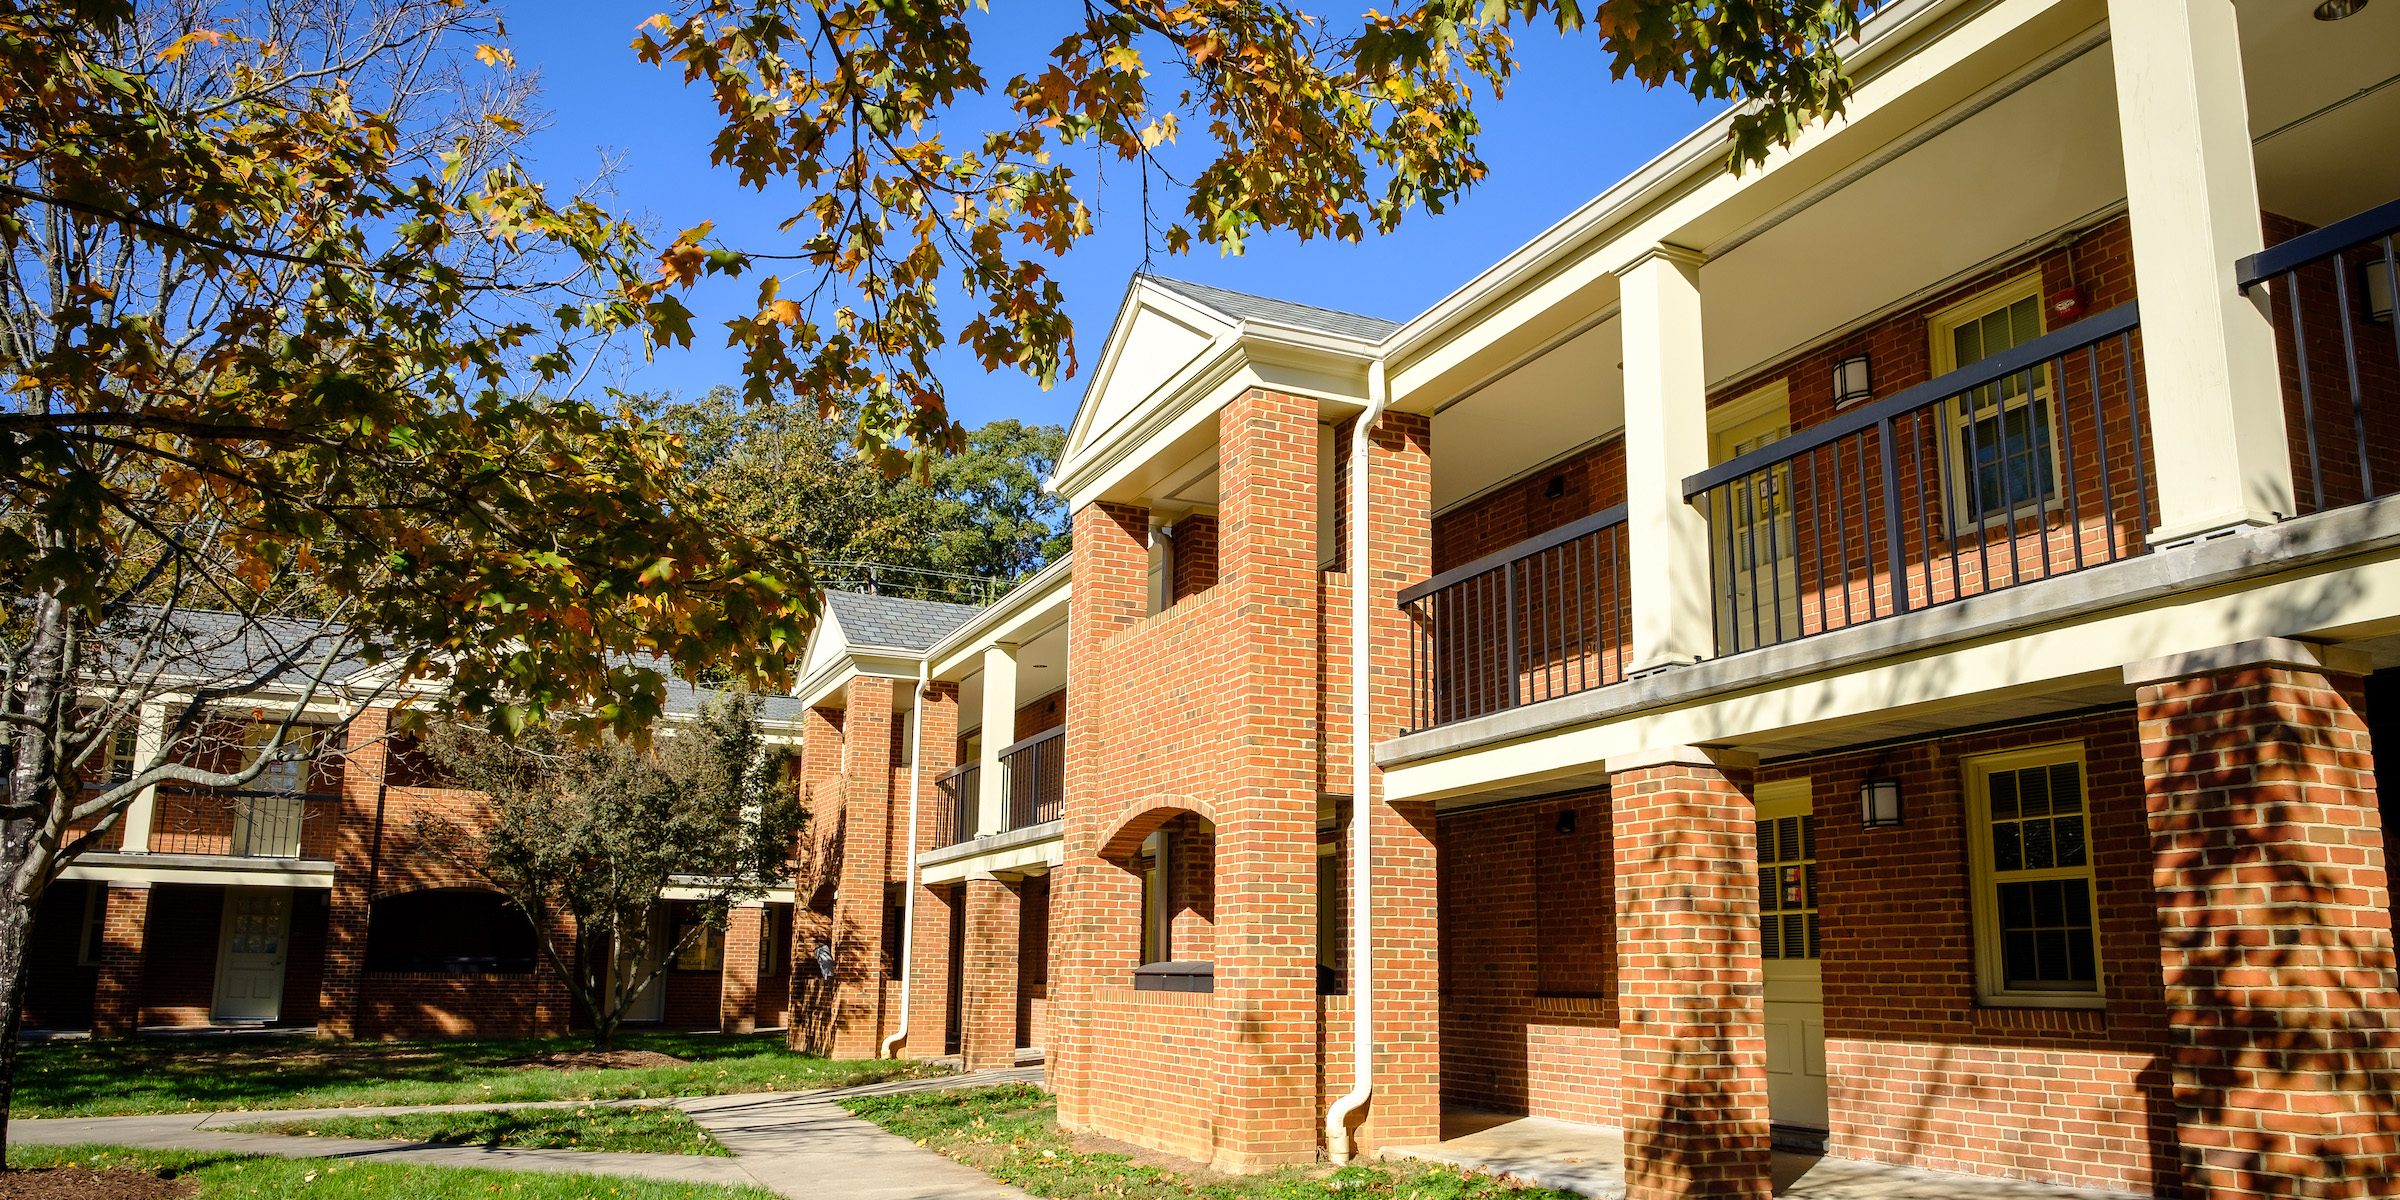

{"left": 2240, "top": 0, "right": 2400, "bottom": 228}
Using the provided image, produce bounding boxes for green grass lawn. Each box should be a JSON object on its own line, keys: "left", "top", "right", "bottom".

{"left": 12, "top": 1030, "right": 939, "bottom": 1119}
{"left": 223, "top": 1104, "right": 732, "bottom": 1156}
{"left": 841, "top": 1084, "right": 1581, "bottom": 1200}
{"left": 4, "top": 1144, "right": 783, "bottom": 1199}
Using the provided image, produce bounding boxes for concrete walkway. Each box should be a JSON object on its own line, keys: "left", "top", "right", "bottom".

{"left": 11, "top": 1065, "right": 1046, "bottom": 1199}
{"left": 1384, "top": 1112, "right": 2152, "bottom": 1200}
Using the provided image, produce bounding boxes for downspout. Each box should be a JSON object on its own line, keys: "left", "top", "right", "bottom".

{"left": 880, "top": 659, "right": 931, "bottom": 1058}
{"left": 1327, "top": 358, "right": 1389, "bottom": 1161}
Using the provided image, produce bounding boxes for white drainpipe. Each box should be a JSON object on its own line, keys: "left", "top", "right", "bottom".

{"left": 1326, "top": 358, "right": 1389, "bottom": 1160}
{"left": 880, "top": 659, "right": 931, "bottom": 1058}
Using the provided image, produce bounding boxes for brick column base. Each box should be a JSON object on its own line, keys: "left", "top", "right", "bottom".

{"left": 720, "top": 904, "right": 763, "bottom": 1035}
{"left": 1612, "top": 748, "right": 1770, "bottom": 1200}
{"left": 91, "top": 883, "right": 152, "bottom": 1038}
{"left": 2131, "top": 641, "right": 2400, "bottom": 1199}
{"left": 960, "top": 877, "right": 1022, "bottom": 1070}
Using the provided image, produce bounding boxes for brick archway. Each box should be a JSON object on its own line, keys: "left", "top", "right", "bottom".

{"left": 1097, "top": 797, "right": 1219, "bottom": 862}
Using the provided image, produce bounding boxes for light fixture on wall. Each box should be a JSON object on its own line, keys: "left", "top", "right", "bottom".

{"left": 2314, "top": 0, "right": 2368, "bottom": 20}
{"left": 1833, "top": 355, "right": 1873, "bottom": 407}
{"left": 1554, "top": 809, "right": 1578, "bottom": 834}
{"left": 2363, "top": 257, "right": 2395, "bottom": 325}
{"left": 1860, "top": 778, "right": 1904, "bottom": 828}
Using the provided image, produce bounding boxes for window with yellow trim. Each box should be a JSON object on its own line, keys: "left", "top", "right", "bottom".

{"left": 1964, "top": 744, "right": 2101, "bottom": 1004}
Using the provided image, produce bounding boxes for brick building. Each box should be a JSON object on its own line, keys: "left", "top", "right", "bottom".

{"left": 1029, "top": 2, "right": 2400, "bottom": 1198}
{"left": 29, "top": 664, "right": 812, "bottom": 1040}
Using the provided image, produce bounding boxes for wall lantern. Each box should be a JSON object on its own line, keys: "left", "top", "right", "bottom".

{"left": 1554, "top": 809, "right": 1578, "bottom": 834}
{"left": 2363, "top": 257, "right": 2395, "bottom": 325}
{"left": 1832, "top": 355, "right": 1874, "bottom": 407}
{"left": 1860, "top": 778, "right": 1904, "bottom": 828}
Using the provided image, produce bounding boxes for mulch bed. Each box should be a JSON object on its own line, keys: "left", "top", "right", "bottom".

{"left": 0, "top": 1167, "right": 194, "bottom": 1199}
{"left": 501, "top": 1049, "right": 689, "bottom": 1071}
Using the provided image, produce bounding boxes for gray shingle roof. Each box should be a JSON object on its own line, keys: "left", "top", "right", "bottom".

{"left": 1145, "top": 275, "right": 1400, "bottom": 343}
{"left": 823, "top": 590, "right": 981, "bottom": 652}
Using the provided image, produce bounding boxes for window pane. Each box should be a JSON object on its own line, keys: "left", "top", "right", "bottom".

{"left": 2000, "top": 880, "right": 2035, "bottom": 927}
{"left": 1755, "top": 820, "right": 1774, "bottom": 858}
{"left": 1760, "top": 867, "right": 1780, "bottom": 912}
{"left": 2053, "top": 815, "right": 2087, "bottom": 868}
{"left": 1778, "top": 817, "right": 1801, "bottom": 865}
{"left": 2018, "top": 766, "right": 2051, "bottom": 818}
{"left": 1998, "top": 877, "right": 2097, "bottom": 991}
{"left": 1784, "top": 914, "right": 1806, "bottom": 961}
{"left": 1802, "top": 815, "right": 1817, "bottom": 861}
{"left": 1990, "top": 772, "right": 2019, "bottom": 821}
{"left": 1763, "top": 913, "right": 1782, "bottom": 959}
{"left": 2049, "top": 763, "right": 2082, "bottom": 811}
{"left": 2024, "top": 819, "right": 2054, "bottom": 870}
{"left": 1993, "top": 821, "right": 2023, "bottom": 872}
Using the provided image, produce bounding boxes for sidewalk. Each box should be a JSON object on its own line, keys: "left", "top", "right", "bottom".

{"left": 10, "top": 1064, "right": 1046, "bottom": 1199}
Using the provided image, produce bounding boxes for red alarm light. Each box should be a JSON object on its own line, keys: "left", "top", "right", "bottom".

{"left": 2049, "top": 286, "right": 2086, "bottom": 323}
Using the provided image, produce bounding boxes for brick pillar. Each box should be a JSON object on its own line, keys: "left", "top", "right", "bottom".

{"left": 960, "top": 876, "right": 1023, "bottom": 1069}
{"left": 2128, "top": 639, "right": 2400, "bottom": 1199}
{"left": 316, "top": 704, "right": 389, "bottom": 1039}
{"left": 789, "top": 702, "right": 845, "bottom": 1053}
{"left": 1612, "top": 746, "right": 1770, "bottom": 1200}
{"left": 720, "top": 903, "right": 764, "bottom": 1034}
{"left": 1211, "top": 388, "right": 1323, "bottom": 1170}
{"left": 1056, "top": 498, "right": 1151, "bottom": 1132}
{"left": 1351, "top": 411, "right": 1441, "bottom": 1155}
{"left": 903, "top": 683, "right": 960, "bottom": 1059}
{"left": 828, "top": 676, "right": 896, "bottom": 1059}
{"left": 90, "top": 882, "right": 151, "bottom": 1038}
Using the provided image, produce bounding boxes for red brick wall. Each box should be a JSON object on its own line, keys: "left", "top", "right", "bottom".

{"left": 2135, "top": 664, "right": 2400, "bottom": 1199}
{"left": 960, "top": 877, "right": 1021, "bottom": 1069}
{"left": 1612, "top": 755, "right": 1771, "bottom": 1200}
{"left": 1755, "top": 710, "right": 2174, "bottom": 1195}
{"left": 1171, "top": 515, "right": 1221, "bottom": 605}
{"left": 1437, "top": 793, "right": 1620, "bottom": 1126}
{"left": 1434, "top": 437, "right": 1628, "bottom": 574}
{"left": 357, "top": 971, "right": 568, "bottom": 1039}
{"left": 1014, "top": 690, "right": 1066, "bottom": 741}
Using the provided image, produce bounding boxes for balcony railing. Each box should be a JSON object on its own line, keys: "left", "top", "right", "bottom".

{"left": 2238, "top": 195, "right": 2400, "bottom": 516}
{"left": 145, "top": 788, "right": 336, "bottom": 859}
{"left": 1001, "top": 727, "right": 1064, "bottom": 829}
{"left": 1683, "top": 303, "right": 2154, "bottom": 654}
{"left": 1399, "top": 508, "right": 1631, "bottom": 732}
{"left": 933, "top": 762, "right": 978, "bottom": 848}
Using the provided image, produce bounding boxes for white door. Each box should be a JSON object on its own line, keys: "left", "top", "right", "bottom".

{"left": 623, "top": 906, "right": 668, "bottom": 1023}
{"left": 1757, "top": 780, "right": 1828, "bottom": 1132}
{"left": 213, "top": 888, "right": 291, "bottom": 1023}
{"left": 1711, "top": 394, "right": 1802, "bottom": 650}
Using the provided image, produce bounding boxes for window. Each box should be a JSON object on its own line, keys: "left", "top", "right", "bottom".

{"left": 881, "top": 882, "right": 905, "bottom": 980}
{"left": 1933, "top": 282, "right": 2058, "bottom": 531}
{"left": 1707, "top": 383, "right": 1797, "bottom": 651}
{"left": 1965, "top": 745, "right": 2101, "bottom": 1005}
{"left": 1757, "top": 803, "right": 1819, "bottom": 962}
{"left": 78, "top": 882, "right": 108, "bottom": 966}
{"left": 674, "top": 914, "right": 727, "bottom": 972}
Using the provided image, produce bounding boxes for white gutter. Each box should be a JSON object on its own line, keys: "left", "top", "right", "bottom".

{"left": 1327, "top": 359, "right": 1390, "bottom": 1160}
{"left": 880, "top": 659, "right": 931, "bottom": 1058}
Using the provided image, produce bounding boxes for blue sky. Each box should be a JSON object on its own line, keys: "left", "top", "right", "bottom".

{"left": 504, "top": 2, "right": 1726, "bottom": 430}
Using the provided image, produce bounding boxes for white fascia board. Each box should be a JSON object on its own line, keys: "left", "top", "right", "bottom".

{"left": 926, "top": 560, "right": 1074, "bottom": 679}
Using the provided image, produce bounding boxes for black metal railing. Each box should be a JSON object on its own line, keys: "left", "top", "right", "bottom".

{"left": 933, "top": 762, "right": 978, "bottom": 847}
{"left": 1398, "top": 508, "right": 1631, "bottom": 732}
{"left": 2237, "top": 196, "right": 2400, "bottom": 516}
{"left": 146, "top": 788, "right": 336, "bottom": 859}
{"left": 1682, "top": 303, "right": 2155, "bottom": 654}
{"left": 1001, "top": 727, "right": 1064, "bottom": 829}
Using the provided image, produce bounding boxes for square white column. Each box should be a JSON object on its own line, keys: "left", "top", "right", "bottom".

{"left": 2108, "top": 0, "right": 2292, "bottom": 542}
{"left": 1618, "top": 243, "right": 1716, "bottom": 673}
{"left": 977, "top": 643, "right": 1017, "bottom": 835}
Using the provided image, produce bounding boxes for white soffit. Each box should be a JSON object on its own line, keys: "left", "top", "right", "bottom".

{"left": 2240, "top": 0, "right": 2400, "bottom": 228}
{"left": 1699, "top": 42, "right": 2125, "bottom": 387}
{"left": 1431, "top": 316, "right": 1625, "bottom": 513}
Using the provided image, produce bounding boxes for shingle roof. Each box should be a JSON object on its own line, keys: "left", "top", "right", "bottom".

{"left": 1145, "top": 275, "right": 1400, "bottom": 343}
{"left": 823, "top": 590, "right": 981, "bottom": 652}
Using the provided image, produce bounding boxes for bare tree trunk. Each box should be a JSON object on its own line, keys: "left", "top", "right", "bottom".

{"left": 0, "top": 886, "right": 39, "bottom": 1165}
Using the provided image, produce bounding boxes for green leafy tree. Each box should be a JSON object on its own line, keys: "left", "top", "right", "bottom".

{"left": 650, "top": 387, "right": 1067, "bottom": 601}
{"left": 413, "top": 693, "right": 805, "bottom": 1052}
{"left": 0, "top": 0, "right": 807, "bottom": 1149}
{"left": 637, "top": 0, "right": 1868, "bottom": 451}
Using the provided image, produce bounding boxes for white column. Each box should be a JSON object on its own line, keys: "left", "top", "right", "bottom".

{"left": 117, "top": 700, "right": 167, "bottom": 853}
{"left": 977, "top": 643, "right": 1018, "bottom": 835}
{"left": 1618, "top": 243, "right": 1716, "bottom": 673}
{"left": 2108, "top": 0, "right": 2292, "bottom": 543}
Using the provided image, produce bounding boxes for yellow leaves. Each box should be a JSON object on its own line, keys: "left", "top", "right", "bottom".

{"left": 474, "top": 44, "right": 516, "bottom": 69}
{"left": 763, "top": 300, "right": 803, "bottom": 326}
{"left": 155, "top": 30, "right": 226, "bottom": 63}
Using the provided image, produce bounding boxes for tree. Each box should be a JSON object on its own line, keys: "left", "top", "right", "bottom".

{"left": 0, "top": 0, "right": 809, "bottom": 1152}
{"left": 412, "top": 692, "right": 804, "bottom": 1052}
{"left": 650, "top": 387, "right": 1067, "bottom": 601}
{"left": 637, "top": 0, "right": 1869, "bottom": 455}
